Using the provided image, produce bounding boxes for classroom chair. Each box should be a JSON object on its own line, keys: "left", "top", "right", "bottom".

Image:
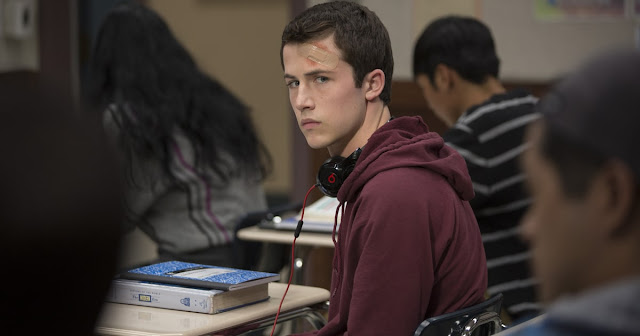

{"left": 413, "top": 293, "right": 504, "bottom": 336}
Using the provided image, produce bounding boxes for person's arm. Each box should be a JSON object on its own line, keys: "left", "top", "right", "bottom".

{"left": 122, "top": 178, "right": 165, "bottom": 232}
{"left": 344, "top": 174, "right": 435, "bottom": 335}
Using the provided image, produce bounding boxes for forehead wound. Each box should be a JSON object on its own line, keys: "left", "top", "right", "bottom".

{"left": 298, "top": 43, "right": 339, "bottom": 69}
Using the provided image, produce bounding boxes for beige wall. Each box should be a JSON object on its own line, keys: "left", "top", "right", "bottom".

{"left": 363, "top": 0, "right": 478, "bottom": 79}
{"left": 367, "top": 0, "right": 636, "bottom": 81}
{"left": 483, "top": 0, "right": 636, "bottom": 82}
{"left": 147, "top": 0, "right": 292, "bottom": 196}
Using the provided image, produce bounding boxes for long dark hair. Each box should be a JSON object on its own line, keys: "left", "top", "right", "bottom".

{"left": 87, "top": 2, "right": 270, "bottom": 184}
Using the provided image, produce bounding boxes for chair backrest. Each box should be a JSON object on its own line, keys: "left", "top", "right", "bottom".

{"left": 414, "top": 294, "right": 504, "bottom": 336}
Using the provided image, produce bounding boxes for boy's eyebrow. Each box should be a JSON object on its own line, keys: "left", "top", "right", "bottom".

{"left": 284, "top": 69, "right": 334, "bottom": 80}
{"left": 304, "top": 70, "right": 333, "bottom": 77}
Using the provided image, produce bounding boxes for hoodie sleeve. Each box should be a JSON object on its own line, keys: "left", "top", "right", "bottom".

{"left": 343, "top": 169, "right": 437, "bottom": 336}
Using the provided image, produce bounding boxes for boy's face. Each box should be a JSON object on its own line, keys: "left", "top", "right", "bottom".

{"left": 520, "top": 121, "right": 601, "bottom": 303}
{"left": 416, "top": 74, "right": 452, "bottom": 126}
{"left": 283, "top": 34, "right": 368, "bottom": 156}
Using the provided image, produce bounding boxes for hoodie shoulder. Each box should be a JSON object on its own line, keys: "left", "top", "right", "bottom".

{"left": 339, "top": 116, "right": 475, "bottom": 201}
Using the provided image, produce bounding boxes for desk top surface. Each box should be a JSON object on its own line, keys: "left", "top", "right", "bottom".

{"left": 237, "top": 226, "right": 335, "bottom": 248}
{"left": 95, "top": 282, "right": 330, "bottom": 336}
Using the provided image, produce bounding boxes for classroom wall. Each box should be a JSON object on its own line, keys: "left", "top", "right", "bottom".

{"left": 375, "top": 0, "right": 638, "bottom": 81}
{"left": 483, "top": 0, "right": 637, "bottom": 82}
{"left": 363, "top": 0, "right": 480, "bottom": 80}
{"left": 146, "top": 0, "right": 292, "bottom": 198}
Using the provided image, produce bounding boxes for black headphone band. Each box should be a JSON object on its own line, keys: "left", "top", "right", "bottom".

{"left": 316, "top": 147, "right": 362, "bottom": 198}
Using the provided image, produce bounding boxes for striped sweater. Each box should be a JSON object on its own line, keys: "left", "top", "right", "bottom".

{"left": 104, "top": 109, "right": 267, "bottom": 256}
{"left": 124, "top": 134, "right": 268, "bottom": 255}
{"left": 443, "top": 89, "right": 540, "bottom": 320}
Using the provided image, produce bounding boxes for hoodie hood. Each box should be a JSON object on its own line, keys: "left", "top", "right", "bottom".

{"left": 337, "top": 116, "right": 474, "bottom": 202}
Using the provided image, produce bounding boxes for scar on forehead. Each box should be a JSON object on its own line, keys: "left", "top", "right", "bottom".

{"left": 298, "top": 43, "right": 339, "bottom": 69}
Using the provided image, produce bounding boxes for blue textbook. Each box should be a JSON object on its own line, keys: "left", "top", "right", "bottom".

{"left": 119, "top": 261, "right": 280, "bottom": 291}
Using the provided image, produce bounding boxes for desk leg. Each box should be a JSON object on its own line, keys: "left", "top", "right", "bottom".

{"left": 301, "top": 247, "right": 333, "bottom": 290}
{"left": 292, "top": 245, "right": 312, "bottom": 285}
{"left": 289, "top": 246, "right": 333, "bottom": 288}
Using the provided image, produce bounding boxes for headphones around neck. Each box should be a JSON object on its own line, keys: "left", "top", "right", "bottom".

{"left": 316, "top": 147, "right": 362, "bottom": 198}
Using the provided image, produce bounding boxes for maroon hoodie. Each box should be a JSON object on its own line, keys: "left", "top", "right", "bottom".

{"left": 295, "top": 116, "right": 487, "bottom": 336}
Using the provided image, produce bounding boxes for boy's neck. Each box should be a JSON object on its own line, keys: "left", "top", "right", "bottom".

{"left": 328, "top": 102, "right": 391, "bottom": 158}
{"left": 452, "top": 77, "right": 506, "bottom": 123}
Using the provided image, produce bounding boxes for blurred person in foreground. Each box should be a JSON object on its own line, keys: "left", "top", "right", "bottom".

{"left": 0, "top": 87, "right": 124, "bottom": 335}
{"left": 512, "top": 49, "right": 640, "bottom": 335}
{"left": 87, "top": 2, "right": 271, "bottom": 267}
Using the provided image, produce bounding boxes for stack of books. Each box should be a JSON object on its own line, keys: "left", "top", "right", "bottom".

{"left": 105, "top": 261, "right": 280, "bottom": 314}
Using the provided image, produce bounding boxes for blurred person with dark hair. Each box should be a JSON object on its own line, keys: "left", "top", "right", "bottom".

{"left": 413, "top": 15, "right": 540, "bottom": 321}
{"left": 509, "top": 49, "right": 640, "bottom": 335}
{"left": 87, "top": 2, "right": 271, "bottom": 267}
{"left": 0, "top": 87, "right": 124, "bottom": 335}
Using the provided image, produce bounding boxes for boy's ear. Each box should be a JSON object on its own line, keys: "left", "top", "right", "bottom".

{"left": 364, "top": 69, "right": 385, "bottom": 101}
{"left": 592, "top": 159, "right": 637, "bottom": 237}
{"left": 434, "top": 63, "right": 453, "bottom": 91}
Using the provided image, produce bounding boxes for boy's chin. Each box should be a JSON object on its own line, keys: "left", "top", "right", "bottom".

{"left": 307, "top": 143, "right": 326, "bottom": 150}
{"left": 303, "top": 137, "right": 329, "bottom": 150}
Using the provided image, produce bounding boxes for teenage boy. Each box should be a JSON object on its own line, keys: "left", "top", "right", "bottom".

{"left": 512, "top": 49, "right": 640, "bottom": 335}
{"left": 281, "top": 2, "right": 487, "bottom": 335}
{"left": 413, "top": 16, "right": 540, "bottom": 321}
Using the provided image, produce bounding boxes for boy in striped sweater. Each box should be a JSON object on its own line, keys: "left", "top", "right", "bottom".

{"left": 413, "top": 15, "right": 540, "bottom": 322}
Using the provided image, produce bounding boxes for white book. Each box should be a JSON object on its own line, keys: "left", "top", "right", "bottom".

{"left": 294, "top": 196, "right": 341, "bottom": 224}
{"left": 261, "top": 196, "right": 341, "bottom": 233}
{"left": 105, "top": 279, "right": 269, "bottom": 314}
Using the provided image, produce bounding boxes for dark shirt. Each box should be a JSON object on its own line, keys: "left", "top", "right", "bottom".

{"left": 443, "top": 89, "right": 540, "bottom": 319}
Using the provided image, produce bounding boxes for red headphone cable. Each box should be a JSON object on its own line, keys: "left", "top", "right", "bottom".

{"left": 269, "top": 183, "right": 318, "bottom": 336}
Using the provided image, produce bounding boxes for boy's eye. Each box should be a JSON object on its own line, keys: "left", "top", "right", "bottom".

{"left": 286, "top": 80, "right": 300, "bottom": 88}
{"left": 315, "top": 76, "right": 329, "bottom": 83}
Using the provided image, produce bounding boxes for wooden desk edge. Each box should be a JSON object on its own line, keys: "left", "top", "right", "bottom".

{"left": 237, "top": 226, "right": 335, "bottom": 248}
